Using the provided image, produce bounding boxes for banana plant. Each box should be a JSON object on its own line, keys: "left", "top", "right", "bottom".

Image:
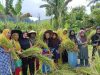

{"left": 40, "top": 0, "right": 72, "bottom": 29}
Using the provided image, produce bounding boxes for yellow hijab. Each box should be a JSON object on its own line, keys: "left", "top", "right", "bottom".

{"left": 0, "top": 29, "right": 10, "bottom": 40}
{"left": 0, "top": 29, "right": 11, "bottom": 50}
{"left": 2, "top": 29, "right": 10, "bottom": 40}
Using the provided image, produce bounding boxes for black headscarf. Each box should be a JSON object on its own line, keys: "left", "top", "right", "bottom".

{"left": 69, "top": 30, "right": 77, "bottom": 43}
{"left": 11, "top": 29, "right": 22, "bottom": 40}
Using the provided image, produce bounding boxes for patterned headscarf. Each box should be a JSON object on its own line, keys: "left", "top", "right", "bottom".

{"left": 79, "top": 30, "right": 85, "bottom": 35}
{"left": 79, "top": 30, "right": 87, "bottom": 43}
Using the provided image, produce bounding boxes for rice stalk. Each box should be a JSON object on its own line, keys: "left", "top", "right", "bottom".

{"left": 21, "top": 47, "right": 42, "bottom": 57}
{"left": 35, "top": 54, "right": 56, "bottom": 70}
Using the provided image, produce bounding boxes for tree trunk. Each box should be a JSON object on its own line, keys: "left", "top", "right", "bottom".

{"left": 54, "top": 16, "right": 59, "bottom": 29}
{"left": 5, "top": 0, "right": 9, "bottom": 14}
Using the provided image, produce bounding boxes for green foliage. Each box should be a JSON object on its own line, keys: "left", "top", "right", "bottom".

{"left": 0, "top": 21, "right": 54, "bottom": 32}
{"left": 0, "top": 37, "right": 13, "bottom": 49}
{"left": 71, "top": 6, "right": 85, "bottom": 20}
{"left": 91, "top": 3, "right": 100, "bottom": 11}
{"left": 15, "top": 0, "right": 22, "bottom": 14}
{"left": 94, "top": 56, "right": 100, "bottom": 74}
{"left": 0, "top": 2, "right": 5, "bottom": 14}
{"left": 92, "top": 8, "right": 100, "bottom": 26}
{"left": 40, "top": 0, "right": 72, "bottom": 29}
{"left": 66, "top": 6, "right": 87, "bottom": 29}
{"left": 5, "top": 0, "right": 12, "bottom": 14}
{"left": 88, "top": 30, "right": 96, "bottom": 41}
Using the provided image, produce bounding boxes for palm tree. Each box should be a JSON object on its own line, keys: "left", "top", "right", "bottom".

{"left": 40, "top": 0, "right": 72, "bottom": 29}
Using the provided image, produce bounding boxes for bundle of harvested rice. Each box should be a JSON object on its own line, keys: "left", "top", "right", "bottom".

{"left": 88, "top": 30, "right": 96, "bottom": 41}
{"left": 21, "top": 47, "right": 42, "bottom": 57}
{"left": 35, "top": 40, "right": 49, "bottom": 49}
{"left": 21, "top": 47, "right": 55, "bottom": 70}
{"left": 0, "top": 37, "right": 13, "bottom": 49}
{"left": 56, "top": 29, "right": 67, "bottom": 40}
{"left": 10, "top": 49, "right": 19, "bottom": 60}
{"left": 35, "top": 54, "right": 56, "bottom": 70}
{"left": 60, "top": 39, "right": 78, "bottom": 52}
{"left": 0, "top": 37, "right": 19, "bottom": 60}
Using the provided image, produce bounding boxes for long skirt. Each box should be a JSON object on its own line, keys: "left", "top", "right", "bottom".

{"left": 79, "top": 46, "right": 88, "bottom": 59}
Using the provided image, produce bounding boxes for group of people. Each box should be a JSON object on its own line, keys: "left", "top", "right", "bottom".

{"left": 0, "top": 29, "right": 36, "bottom": 75}
{"left": 0, "top": 26, "right": 100, "bottom": 75}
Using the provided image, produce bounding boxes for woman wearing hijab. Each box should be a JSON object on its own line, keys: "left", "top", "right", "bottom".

{"left": 0, "top": 29, "right": 14, "bottom": 75}
{"left": 69, "top": 30, "right": 78, "bottom": 44}
{"left": 19, "top": 32, "right": 34, "bottom": 75}
{"left": 11, "top": 30, "right": 22, "bottom": 75}
{"left": 62, "top": 30, "right": 68, "bottom": 64}
{"left": 77, "top": 30, "right": 89, "bottom": 67}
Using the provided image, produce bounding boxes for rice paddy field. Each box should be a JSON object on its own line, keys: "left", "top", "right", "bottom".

{"left": 35, "top": 45, "right": 100, "bottom": 75}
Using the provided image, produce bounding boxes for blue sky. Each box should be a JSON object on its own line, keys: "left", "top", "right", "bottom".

{"left": 0, "top": 0, "right": 91, "bottom": 20}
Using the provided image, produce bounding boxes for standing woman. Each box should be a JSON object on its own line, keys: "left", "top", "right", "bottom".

{"left": 50, "top": 32, "right": 61, "bottom": 64}
{"left": 28, "top": 30, "right": 36, "bottom": 46}
{"left": 62, "top": 30, "right": 68, "bottom": 64}
{"left": 42, "top": 31, "right": 52, "bottom": 75}
{"left": 77, "top": 30, "right": 89, "bottom": 67}
{"left": 91, "top": 26, "right": 100, "bottom": 59}
{"left": 0, "top": 29, "right": 14, "bottom": 75}
{"left": 28, "top": 30, "right": 39, "bottom": 71}
{"left": 19, "top": 32, "right": 34, "bottom": 75}
{"left": 11, "top": 30, "right": 22, "bottom": 75}
{"left": 69, "top": 30, "right": 78, "bottom": 44}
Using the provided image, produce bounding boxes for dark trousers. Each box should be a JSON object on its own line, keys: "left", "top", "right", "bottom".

{"left": 80, "top": 59, "right": 89, "bottom": 66}
{"left": 22, "top": 57, "right": 35, "bottom": 75}
{"left": 92, "top": 46, "right": 100, "bottom": 57}
{"left": 62, "top": 50, "right": 68, "bottom": 64}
